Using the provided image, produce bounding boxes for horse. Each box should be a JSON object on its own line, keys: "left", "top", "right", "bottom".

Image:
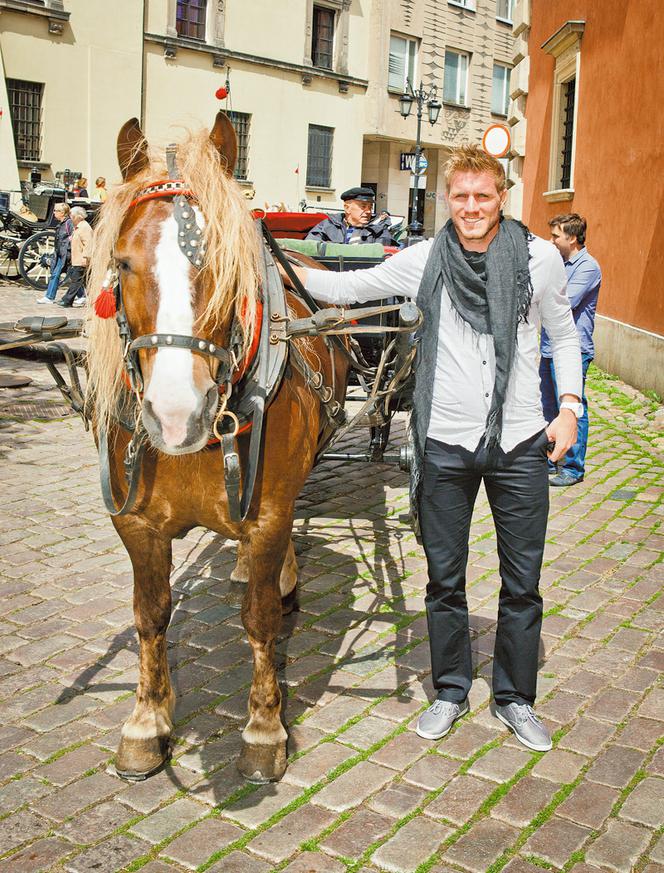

{"left": 85, "top": 111, "right": 348, "bottom": 783}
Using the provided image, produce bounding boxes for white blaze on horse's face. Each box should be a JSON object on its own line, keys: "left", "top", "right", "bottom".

{"left": 144, "top": 209, "right": 212, "bottom": 451}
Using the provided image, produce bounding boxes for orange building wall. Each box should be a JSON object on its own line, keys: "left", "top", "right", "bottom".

{"left": 522, "top": 0, "right": 664, "bottom": 337}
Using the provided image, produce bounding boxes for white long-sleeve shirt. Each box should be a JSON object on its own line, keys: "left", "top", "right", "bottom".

{"left": 304, "top": 234, "right": 582, "bottom": 452}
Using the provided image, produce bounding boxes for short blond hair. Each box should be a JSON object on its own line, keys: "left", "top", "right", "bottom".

{"left": 444, "top": 144, "right": 506, "bottom": 193}
{"left": 54, "top": 202, "right": 70, "bottom": 216}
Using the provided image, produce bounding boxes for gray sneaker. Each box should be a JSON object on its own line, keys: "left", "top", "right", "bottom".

{"left": 495, "top": 703, "right": 552, "bottom": 751}
{"left": 416, "top": 699, "right": 469, "bottom": 740}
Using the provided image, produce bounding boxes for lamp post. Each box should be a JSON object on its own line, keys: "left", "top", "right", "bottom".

{"left": 399, "top": 79, "right": 442, "bottom": 240}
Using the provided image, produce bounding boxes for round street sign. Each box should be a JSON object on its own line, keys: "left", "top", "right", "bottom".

{"left": 482, "top": 124, "right": 511, "bottom": 158}
{"left": 416, "top": 154, "right": 428, "bottom": 172}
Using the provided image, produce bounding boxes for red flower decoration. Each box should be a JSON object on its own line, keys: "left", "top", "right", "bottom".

{"left": 215, "top": 87, "right": 228, "bottom": 100}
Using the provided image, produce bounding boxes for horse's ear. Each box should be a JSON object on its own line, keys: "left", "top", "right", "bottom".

{"left": 117, "top": 118, "right": 149, "bottom": 181}
{"left": 210, "top": 111, "right": 238, "bottom": 176}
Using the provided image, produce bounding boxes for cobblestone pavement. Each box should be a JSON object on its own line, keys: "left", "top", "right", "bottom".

{"left": 1, "top": 281, "right": 662, "bottom": 873}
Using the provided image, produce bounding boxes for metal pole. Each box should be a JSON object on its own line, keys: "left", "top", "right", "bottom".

{"left": 407, "top": 86, "right": 426, "bottom": 241}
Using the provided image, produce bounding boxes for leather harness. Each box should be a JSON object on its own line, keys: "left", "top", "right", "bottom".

{"left": 98, "top": 146, "right": 344, "bottom": 521}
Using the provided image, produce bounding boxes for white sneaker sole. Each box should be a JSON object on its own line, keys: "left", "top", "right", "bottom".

{"left": 416, "top": 703, "right": 469, "bottom": 740}
{"left": 495, "top": 710, "right": 552, "bottom": 751}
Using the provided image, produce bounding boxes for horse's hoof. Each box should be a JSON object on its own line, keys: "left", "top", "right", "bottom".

{"left": 115, "top": 734, "right": 171, "bottom": 781}
{"left": 281, "top": 588, "right": 299, "bottom": 616}
{"left": 237, "top": 740, "right": 287, "bottom": 783}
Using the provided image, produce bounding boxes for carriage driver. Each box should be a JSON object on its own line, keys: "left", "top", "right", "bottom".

{"left": 291, "top": 145, "right": 583, "bottom": 753}
{"left": 305, "top": 187, "right": 398, "bottom": 246}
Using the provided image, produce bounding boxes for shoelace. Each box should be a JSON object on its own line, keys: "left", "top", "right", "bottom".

{"left": 512, "top": 704, "right": 542, "bottom": 726}
{"left": 428, "top": 700, "right": 458, "bottom": 716}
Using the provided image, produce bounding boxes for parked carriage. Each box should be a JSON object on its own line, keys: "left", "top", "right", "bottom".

{"left": 0, "top": 186, "right": 101, "bottom": 290}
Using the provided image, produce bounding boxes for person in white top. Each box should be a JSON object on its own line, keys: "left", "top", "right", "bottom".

{"left": 292, "top": 146, "right": 582, "bottom": 752}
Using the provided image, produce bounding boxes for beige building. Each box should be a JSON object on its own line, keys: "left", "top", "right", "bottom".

{"left": 1, "top": 0, "right": 516, "bottom": 233}
{"left": 363, "top": 0, "right": 516, "bottom": 234}
{"left": 0, "top": 0, "right": 143, "bottom": 195}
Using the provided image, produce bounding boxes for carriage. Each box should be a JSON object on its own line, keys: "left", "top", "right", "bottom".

{"left": 0, "top": 184, "right": 102, "bottom": 289}
{"left": 0, "top": 112, "right": 421, "bottom": 785}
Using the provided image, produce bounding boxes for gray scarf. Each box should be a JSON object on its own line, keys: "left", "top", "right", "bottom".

{"left": 410, "top": 218, "right": 533, "bottom": 514}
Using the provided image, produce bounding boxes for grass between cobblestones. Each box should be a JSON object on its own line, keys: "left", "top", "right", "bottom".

{"left": 0, "top": 359, "right": 661, "bottom": 872}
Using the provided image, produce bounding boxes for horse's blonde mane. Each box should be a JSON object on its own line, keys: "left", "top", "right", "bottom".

{"left": 86, "top": 126, "right": 260, "bottom": 433}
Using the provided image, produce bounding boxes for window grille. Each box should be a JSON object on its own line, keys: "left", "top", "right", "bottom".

{"left": 227, "top": 111, "right": 251, "bottom": 181}
{"left": 306, "top": 125, "right": 333, "bottom": 188}
{"left": 560, "top": 78, "right": 576, "bottom": 188}
{"left": 6, "top": 79, "right": 43, "bottom": 162}
{"left": 312, "top": 6, "right": 335, "bottom": 69}
{"left": 491, "top": 64, "right": 511, "bottom": 116}
{"left": 176, "top": 0, "right": 207, "bottom": 40}
{"left": 388, "top": 35, "right": 417, "bottom": 91}
{"left": 443, "top": 51, "right": 469, "bottom": 106}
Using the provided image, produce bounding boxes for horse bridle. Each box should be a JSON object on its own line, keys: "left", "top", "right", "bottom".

{"left": 110, "top": 144, "right": 245, "bottom": 434}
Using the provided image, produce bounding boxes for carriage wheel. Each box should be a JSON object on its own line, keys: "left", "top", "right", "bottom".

{"left": 18, "top": 229, "right": 63, "bottom": 291}
{"left": 0, "top": 234, "right": 21, "bottom": 279}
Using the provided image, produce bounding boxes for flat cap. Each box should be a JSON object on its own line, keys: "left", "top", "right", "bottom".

{"left": 340, "top": 186, "right": 375, "bottom": 202}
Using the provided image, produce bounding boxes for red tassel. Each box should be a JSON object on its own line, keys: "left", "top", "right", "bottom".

{"left": 94, "top": 287, "right": 117, "bottom": 318}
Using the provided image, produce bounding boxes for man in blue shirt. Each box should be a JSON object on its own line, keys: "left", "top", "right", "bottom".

{"left": 540, "top": 214, "right": 602, "bottom": 486}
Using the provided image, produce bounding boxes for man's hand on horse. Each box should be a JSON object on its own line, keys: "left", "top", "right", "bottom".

{"left": 546, "top": 394, "right": 580, "bottom": 462}
{"left": 278, "top": 263, "right": 307, "bottom": 287}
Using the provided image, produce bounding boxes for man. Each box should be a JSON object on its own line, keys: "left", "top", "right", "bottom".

{"left": 58, "top": 206, "right": 92, "bottom": 307}
{"left": 306, "top": 187, "right": 398, "bottom": 245}
{"left": 540, "top": 214, "right": 601, "bottom": 487}
{"left": 36, "top": 202, "right": 73, "bottom": 304}
{"left": 292, "top": 146, "right": 582, "bottom": 752}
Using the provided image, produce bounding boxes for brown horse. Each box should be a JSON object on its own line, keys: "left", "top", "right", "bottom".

{"left": 85, "top": 112, "right": 348, "bottom": 782}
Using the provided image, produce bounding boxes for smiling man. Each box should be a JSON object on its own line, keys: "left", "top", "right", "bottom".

{"left": 291, "top": 144, "right": 582, "bottom": 753}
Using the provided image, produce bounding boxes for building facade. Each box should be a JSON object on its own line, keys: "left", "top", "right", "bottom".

{"left": 2, "top": 0, "right": 517, "bottom": 234}
{"left": 363, "top": 0, "right": 516, "bottom": 235}
{"left": 513, "top": 0, "right": 664, "bottom": 396}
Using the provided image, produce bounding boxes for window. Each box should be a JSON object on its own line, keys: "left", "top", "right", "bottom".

{"left": 443, "top": 50, "right": 469, "bottom": 106}
{"left": 559, "top": 78, "right": 576, "bottom": 189}
{"left": 388, "top": 34, "right": 417, "bottom": 91}
{"left": 227, "top": 111, "right": 251, "bottom": 181}
{"left": 542, "top": 21, "right": 584, "bottom": 194}
{"left": 6, "top": 79, "right": 43, "bottom": 162}
{"left": 496, "top": 0, "right": 513, "bottom": 22}
{"left": 449, "top": 0, "right": 476, "bottom": 9}
{"left": 491, "top": 64, "right": 510, "bottom": 116}
{"left": 306, "top": 125, "right": 333, "bottom": 188}
{"left": 312, "top": 5, "right": 335, "bottom": 69}
{"left": 176, "top": 0, "right": 207, "bottom": 40}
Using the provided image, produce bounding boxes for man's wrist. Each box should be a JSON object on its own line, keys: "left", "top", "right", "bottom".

{"left": 559, "top": 396, "right": 583, "bottom": 419}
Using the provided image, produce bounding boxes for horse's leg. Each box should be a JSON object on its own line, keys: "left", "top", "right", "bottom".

{"left": 237, "top": 525, "right": 291, "bottom": 783}
{"left": 279, "top": 539, "right": 298, "bottom": 615}
{"left": 232, "top": 538, "right": 298, "bottom": 616}
{"left": 230, "top": 538, "right": 250, "bottom": 583}
{"left": 114, "top": 522, "right": 175, "bottom": 779}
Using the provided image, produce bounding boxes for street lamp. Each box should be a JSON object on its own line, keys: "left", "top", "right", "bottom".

{"left": 399, "top": 79, "right": 442, "bottom": 239}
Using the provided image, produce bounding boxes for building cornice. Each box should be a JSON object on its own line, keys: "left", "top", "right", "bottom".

{"left": 144, "top": 33, "right": 368, "bottom": 91}
{"left": 0, "top": 0, "right": 69, "bottom": 35}
{"left": 541, "top": 20, "right": 585, "bottom": 58}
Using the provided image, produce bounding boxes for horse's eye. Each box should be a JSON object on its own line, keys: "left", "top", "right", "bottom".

{"left": 116, "top": 259, "right": 131, "bottom": 273}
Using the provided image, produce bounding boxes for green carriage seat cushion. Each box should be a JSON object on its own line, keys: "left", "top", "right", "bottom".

{"left": 277, "top": 239, "right": 386, "bottom": 259}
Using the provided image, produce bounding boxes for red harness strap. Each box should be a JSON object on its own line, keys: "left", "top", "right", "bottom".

{"left": 129, "top": 180, "right": 196, "bottom": 209}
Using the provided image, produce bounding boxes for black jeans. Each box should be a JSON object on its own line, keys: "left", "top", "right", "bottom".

{"left": 60, "top": 266, "right": 86, "bottom": 306}
{"left": 418, "top": 430, "right": 549, "bottom": 707}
